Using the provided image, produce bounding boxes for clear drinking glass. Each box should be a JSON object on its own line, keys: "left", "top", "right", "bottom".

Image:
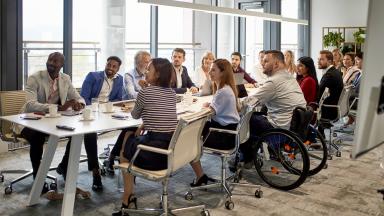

{"left": 91, "top": 98, "right": 99, "bottom": 112}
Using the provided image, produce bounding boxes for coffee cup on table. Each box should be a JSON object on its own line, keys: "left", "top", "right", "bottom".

{"left": 49, "top": 104, "right": 58, "bottom": 116}
{"left": 105, "top": 102, "right": 113, "bottom": 112}
{"left": 82, "top": 108, "right": 92, "bottom": 120}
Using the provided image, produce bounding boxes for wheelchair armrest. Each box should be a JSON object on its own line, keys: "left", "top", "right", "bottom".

{"left": 208, "top": 127, "right": 238, "bottom": 135}
{"left": 321, "top": 104, "right": 339, "bottom": 108}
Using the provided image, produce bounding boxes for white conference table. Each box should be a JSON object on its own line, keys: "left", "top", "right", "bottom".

{"left": 0, "top": 96, "right": 213, "bottom": 216}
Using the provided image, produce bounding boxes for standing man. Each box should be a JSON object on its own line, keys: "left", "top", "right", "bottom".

{"left": 317, "top": 50, "right": 344, "bottom": 135}
{"left": 56, "top": 56, "right": 124, "bottom": 191}
{"left": 123, "top": 51, "right": 151, "bottom": 99}
{"left": 231, "top": 51, "right": 257, "bottom": 88}
{"left": 171, "top": 48, "right": 198, "bottom": 94}
{"left": 21, "top": 52, "right": 85, "bottom": 194}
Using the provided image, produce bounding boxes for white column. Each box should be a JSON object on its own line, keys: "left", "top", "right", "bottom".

{"left": 101, "top": 0, "right": 126, "bottom": 74}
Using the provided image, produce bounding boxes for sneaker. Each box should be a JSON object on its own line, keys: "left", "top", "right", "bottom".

{"left": 92, "top": 174, "right": 103, "bottom": 191}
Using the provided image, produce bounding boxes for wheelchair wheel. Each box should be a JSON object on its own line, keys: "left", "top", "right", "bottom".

{"left": 253, "top": 128, "right": 309, "bottom": 191}
{"left": 303, "top": 126, "right": 328, "bottom": 176}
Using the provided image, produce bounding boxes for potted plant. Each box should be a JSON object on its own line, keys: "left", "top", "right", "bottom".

{"left": 353, "top": 28, "right": 365, "bottom": 44}
{"left": 323, "top": 32, "right": 345, "bottom": 49}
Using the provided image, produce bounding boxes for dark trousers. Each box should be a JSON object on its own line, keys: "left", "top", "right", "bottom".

{"left": 60, "top": 133, "right": 99, "bottom": 173}
{"left": 202, "top": 120, "right": 237, "bottom": 150}
{"left": 21, "top": 127, "right": 67, "bottom": 178}
{"left": 240, "top": 114, "right": 274, "bottom": 163}
{"left": 110, "top": 127, "right": 137, "bottom": 158}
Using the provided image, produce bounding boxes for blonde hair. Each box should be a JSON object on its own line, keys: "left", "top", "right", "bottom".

{"left": 212, "top": 59, "right": 239, "bottom": 111}
{"left": 284, "top": 50, "right": 297, "bottom": 74}
{"left": 201, "top": 51, "right": 215, "bottom": 66}
{"left": 332, "top": 48, "right": 343, "bottom": 68}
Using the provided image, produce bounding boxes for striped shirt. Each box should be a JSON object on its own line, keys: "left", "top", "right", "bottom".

{"left": 131, "top": 86, "right": 177, "bottom": 132}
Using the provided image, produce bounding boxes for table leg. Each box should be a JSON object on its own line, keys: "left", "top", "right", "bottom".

{"left": 61, "top": 134, "right": 84, "bottom": 216}
{"left": 28, "top": 135, "right": 59, "bottom": 206}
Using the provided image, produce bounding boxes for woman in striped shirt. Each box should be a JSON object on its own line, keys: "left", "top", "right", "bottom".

{"left": 113, "top": 58, "right": 177, "bottom": 216}
{"left": 190, "top": 59, "right": 240, "bottom": 187}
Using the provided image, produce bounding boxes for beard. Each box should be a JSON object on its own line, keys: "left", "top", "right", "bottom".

{"left": 46, "top": 63, "right": 57, "bottom": 74}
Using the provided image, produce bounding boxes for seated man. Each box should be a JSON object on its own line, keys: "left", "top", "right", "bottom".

{"left": 57, "top": 56, "right": 124, "bottom": 191}
{"left": 317, "top": 50, "right": 344, "bottom": 135}
{"left": 171, "top": 48, "right": 199, "bottom": 94}
{"left": 231, "top": 52, "right": 257, "bottom": 98}
{"left": 123, "top": 51, "right": 151, "bottom": 100}
{"left": 20, "top": 52, "right": 85, "bottom": 196}
{"left": 241, "top": 50, "right": 307, "bottom": 167}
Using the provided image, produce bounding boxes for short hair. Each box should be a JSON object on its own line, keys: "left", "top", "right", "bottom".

{"left": 134, "top": 51, "right": 151, "bottom": 67}
{"left": 201, "top": 51, "right": 215, "bottom": 66}
{"left": 265, "top": 50, "right": 285, "bottom": 64}
{"left": 259, "top": 50, "right": 265, "bottom": 54}
{"left": 319, "top": 50, "right": 333, "bottom": 62}
{"left": 356, "top": 52, "right": 364, "bottom": 59}
{"left": 48, "top": 52, "right": 65, "bottom": 61}
{"left": 231, "top": 52, "right": 242, "bottom": 60}
{"left": 151, "top": 58, "right": 174, "bottom": 88}
{"left": 107, "top": 56, "right": 122, "bottom": 66}
{"left": 172, "top": 48, "right": 186, "bottom": 57}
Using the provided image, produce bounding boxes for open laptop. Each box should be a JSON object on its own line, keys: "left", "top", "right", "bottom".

{"left": 233, "top": 73, "right": 245, "bottom": 85}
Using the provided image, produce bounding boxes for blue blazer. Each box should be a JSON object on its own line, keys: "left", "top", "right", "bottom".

{"left": 80, "top": 71, "right": 123, "bottom": 105}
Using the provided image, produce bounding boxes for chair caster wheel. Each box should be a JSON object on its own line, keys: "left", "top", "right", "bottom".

{"left": 327, "top": 155, "right": 333, "bottom": 160}
{"left": 49, "top": 182, "right": 57, "bottom": 191}
{"left": 332, "top": 132, "right": 338, "bottom": 137}
{"left": 201, "top": 210, "right": 210, "bottom": 216}
{"left": 185, "top": 192, "right": 193, "bottom": 201}
{"left": 323, "top": 163, "right": 328, "bottom": 169}
{"left": 5, "top": 186, "right": 12, "bottom": 195}
{"left": 255, "top": 189, "right": 263, "bottom": 198}
{"left": 336, "top": 151, "right": 341, "bottom": 157}
{"left": 225, "top": 200, "right": 234, "bottom": 210}
{"left": 0, "top": 174, "right": 4, "bottom": 182}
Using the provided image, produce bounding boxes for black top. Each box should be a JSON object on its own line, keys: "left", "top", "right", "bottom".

{"left": 172, "top": 66, "right": 197, "bottom": 94}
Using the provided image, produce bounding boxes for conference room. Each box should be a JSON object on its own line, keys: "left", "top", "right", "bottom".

{"left": 0, "top": 0, "right": 383, "bottom": 215}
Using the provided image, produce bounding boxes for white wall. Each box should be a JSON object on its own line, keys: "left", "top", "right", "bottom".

{"left": 310, "top": 0, "right": 369, "bottom": 59}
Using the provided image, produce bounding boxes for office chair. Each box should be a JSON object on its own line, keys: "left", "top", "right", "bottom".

{"left": 186, "top": 106, "right": 262, "bottom": 210}
{"left": 115, "top": 110, "right": 210, "bottom": 215}
{"left": 0, "top": 90, "right": 57, "bottom": 194}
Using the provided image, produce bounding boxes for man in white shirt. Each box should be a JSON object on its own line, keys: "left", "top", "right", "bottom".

{"left": 252, "top": 50, "right": 268, "bottom": 84}
{"left": 123, "top": 51, "right": 151, "bottom": 99}
{"left": 171, "top": 48, "right": 198, "bottom": 94}
{"left": 241, "top": 50, "right": 306, "bottom": 166}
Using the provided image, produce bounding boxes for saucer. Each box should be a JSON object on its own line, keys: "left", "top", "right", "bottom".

{"left": 79, "top": 117, "right": 95, "bottom": 121}
{"left": 102, "top": 110, "right": 115, "bottom": 114}
{"left": 45, "top": 113, "right": 61, "bottom": 118}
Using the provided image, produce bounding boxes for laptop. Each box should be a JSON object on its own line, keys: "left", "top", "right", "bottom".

{"left": 233, "top": 73, "right": 245, "bottom": 85}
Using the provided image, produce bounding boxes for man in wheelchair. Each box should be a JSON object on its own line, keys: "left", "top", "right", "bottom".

{"left": 240, "top": 50, "right": 307, "bottom": 167}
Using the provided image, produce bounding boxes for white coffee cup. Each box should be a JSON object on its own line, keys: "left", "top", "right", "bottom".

{"left": 49, "top": 104, "right": 58, "bottom": 116}
{"left": 82, "top": 108, "right": 92, "bottom": 120}
{"left": 105, "top": 102, "right": 113, "bottom": 112}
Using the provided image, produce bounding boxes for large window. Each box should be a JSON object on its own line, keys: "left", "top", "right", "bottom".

{"left": 73, "top": 0, "right": 102, "bottom": 88}
{"left": 23, "top": 0, "right": 63, "bottom": 87}
{"left": 281, "top": 0, "right": 299, "bottom": 59}
{"left": 158, "top": 1, "right": 195, "bottom": 77}
{"left": 245, "top": 8, "right": 264, "bottom": 75}
{"left": 217, "top": 0, "right": 235, "bottom": 60}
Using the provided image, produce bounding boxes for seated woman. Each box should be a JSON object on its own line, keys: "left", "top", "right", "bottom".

{"left": 284, "top": 50, "right": 297, "bottom": 76}
{"left": 345, "top": 52, "right": 363, "bottom": 126}
{"left": 190, "top": 59, "right": 240, "bottom": 186}
{"left": 112, "top": 58, "right": 177, "bottom": 216}
{"left": 195, "top": 51, "right": 215, "bottom": 87}
{"left": 296, "top": 56, "right": 319, "bottom": 105}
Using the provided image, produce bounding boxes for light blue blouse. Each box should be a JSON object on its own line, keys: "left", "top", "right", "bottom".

{"left": 210, "top": 85, "right": 240, "bottom": 126}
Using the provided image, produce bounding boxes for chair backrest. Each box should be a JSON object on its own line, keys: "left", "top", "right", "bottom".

{"left": 317, "top": 87, "right": 330, "bottom": 120}
{"left": 0, "top": 91, "right": 26, "bottom": 137}
{"left": 289, "top": 106, "right": 314, "bottom": 140}
{"left": 337, "top": 85, "right": 353, "bottom": 118}
{"left": 168, "top": 111, "right": 209, "bottom": 173}
{"left": 237, "top": 106, "right": 254, "bottom": 144}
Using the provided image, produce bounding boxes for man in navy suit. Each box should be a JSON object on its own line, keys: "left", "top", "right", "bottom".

{"left": 56, "top": 56, "right": 124, "bottom": 191}
{"left": 171, "top": 48, "right": 198, "bottom": 94}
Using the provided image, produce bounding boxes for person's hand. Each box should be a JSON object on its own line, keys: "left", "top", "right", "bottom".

{"left": 244, "top": 83, "right": 255, "bottom": 88}
{"left": 138, "top": 80, "right": 149, "bottom": 88}
{"left": 71, "top": 101, "right": 84, "bottom": 111}
{"left": 58, "top": 100, "right": 84, "bottom": 111}
{"left": 135, "top": 124, "right": 145, "bottom": 137}
{"left": 202, "top": 102, "right": 210, "bottom": 108}
{"left": 190, "top": 87, "right": 199, "bottom": 94}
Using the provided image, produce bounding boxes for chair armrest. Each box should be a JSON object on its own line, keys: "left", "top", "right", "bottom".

{"left": 321, "top": 104, "right": 339, "bottom": 108}
{"left": 137, "top": 144, "right": 172, "bottom": 155}
{"left": 209, "top": 127, "right": 238, "bottom": 135}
